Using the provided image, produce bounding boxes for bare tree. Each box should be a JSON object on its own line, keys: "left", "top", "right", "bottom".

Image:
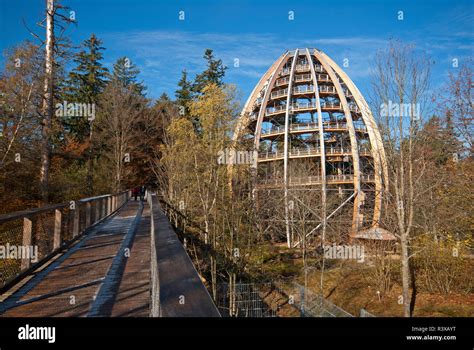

{"left": 24, "top": 0, "right": 74, "bottom": 203}
{"left": 97, "top": 82, "right": 147, "bottom": 192}
{"left": 371, "top": 41, "right": 431, "bottom": 316}
{"left": 38, "top": 0, "right": 55, "bottom": 203}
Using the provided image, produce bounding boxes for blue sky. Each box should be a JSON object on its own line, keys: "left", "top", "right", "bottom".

{"left": 0, "top": 0, "right": 473, "bottom": 103}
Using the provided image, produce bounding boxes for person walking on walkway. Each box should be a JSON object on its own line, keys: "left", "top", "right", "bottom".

{"left": 139, "top": 185, "right": 146, "bottom": 201}
{"left": 132, "top": 187, "right": 140, "bottom": 201}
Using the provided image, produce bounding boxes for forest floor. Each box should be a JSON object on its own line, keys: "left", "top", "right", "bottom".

{"left": 253, "top": 244, "right": 474, "bottom": 317}
{"left": 177, "top": 224, "right": 473, "bottom": 317}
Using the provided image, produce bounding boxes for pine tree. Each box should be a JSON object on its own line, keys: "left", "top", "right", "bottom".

{"left": 65, "top": 34, "right": 108, "bottom": 140}
{"left": 64, "top": 34, "right": 108, "bottom": 195}
{"left": 175, "top": 69, "right": 193, "bottom": 116}
{"left": 192, "top": 49, "right": 226, "bottom": 94}
{"left": 67, "top": 34, "right": 108, "bottom": 103}
{"left": 111, "top": 57, "right": 146, "bottom": 96}
{"left": 159, "top": 92, "right": 170, "bottom": 102}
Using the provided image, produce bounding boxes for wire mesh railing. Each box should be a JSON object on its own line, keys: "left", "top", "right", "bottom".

{"left": 292, "top": 283, "right": 354, "bottom": 317}
{"left": 360, "top": 308, "right": 376, "bottom": 317}
{"left": 0, "top": 191, "right": 130, "bottom": 290}
{"left": 216, "top": 283, "right": 282, "bottom": 317}
{"left": 0, "top": 218, "right": 23, "bottom": 290}
{"left": 215, "top": 282, "right": 376, "bottom": 318}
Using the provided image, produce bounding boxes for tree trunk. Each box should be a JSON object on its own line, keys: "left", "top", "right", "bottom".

{"left": 86, "top": 124, "right": 94, "bottom": 195}
{"left": 39, "top": 0, "right": 54, "bottom": 203}
{"left": 400, "top": 232, "right": 411, "bottom": 316}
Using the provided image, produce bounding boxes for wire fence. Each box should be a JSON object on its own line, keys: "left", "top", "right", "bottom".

{"left": 291, "top": 283, "right": 377, "bottom": 317}
{"left": 0, "top": 191, "right": 129, "bottom": 290}
{"left": 0, "top": 218, "right": 23, "bottom": 288}
{"left": 214, "top": 281, "right": 377, "bottom": 318}
{"left": 292, "top": 283, "right": 354, "bottom": 317}
{"left": 216, "top": 282, "right": 281, "bottom": 317}
{"left": 359, "top": 308, "right": 376, "bottom": 317}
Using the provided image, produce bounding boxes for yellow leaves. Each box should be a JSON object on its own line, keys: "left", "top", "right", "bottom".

{"left": 167, "top": 117, "right": 197, "bottom": 147}
{"left": 188, "top": 83, "right": 238, "bottom": 144}
{"left": 160, "top": 83, "right": 239, "bottom": 222}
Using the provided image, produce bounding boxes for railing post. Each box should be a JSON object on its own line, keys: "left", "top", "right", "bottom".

{"left": 95, "top": 199, "right": 100, "bottom": 223}
{"left": 73, "top": 206, "right": 80, "bottom": 238}
{"left": 53, "top": 209, "right": 62, "bottom": 250}
{"left": 299, "top": 285, "right": 305, "bottom": 317}
{"left": 107, "top": 196, "right": 112, "bottom": 215}
{"left": 21, "top": 217, "right": 33, "bottom": 270}
{"left": 102, "top": 198, "right": 106, "bottom": 218}
{"left": 86, "top": 202, "right": 92, "bottom": 228}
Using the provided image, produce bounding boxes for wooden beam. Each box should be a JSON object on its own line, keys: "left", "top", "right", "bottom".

{"left": 53, "top": 209, "right": 62, "bottom": 250}
{"left": 21, "top": 218, "right": 33, "bottom": 270}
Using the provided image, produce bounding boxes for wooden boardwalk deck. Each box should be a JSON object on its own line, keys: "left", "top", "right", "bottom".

{"left": 0, "top": 200, "right": 150, "bottom": 317}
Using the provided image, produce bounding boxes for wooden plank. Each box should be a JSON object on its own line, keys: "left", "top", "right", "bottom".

{"left": 110, "top": 204, "right": 150, "bottom": 317}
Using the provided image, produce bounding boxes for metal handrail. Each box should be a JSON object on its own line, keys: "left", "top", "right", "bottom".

{"left": 276, "top": 77, "right": 290, "bottom": 86}
{"left": 294, "top": 74, "right": 312, "bottom": 82}
{"left": 258, "top": 174, "right": 375, "bottom": 185}
{"left": 268, "top": 85, "right": 352, "bottom": 100}
{"left": 270, "top": 88, "right": 288, "bottom": 99}
{"left": 293, "top": 85, "right": 315, "bottom": 94}
{"left": 261, "top": 120, "right": 369, "bottom": 136}
{"left": 279, "top": 67, "right": 291, "bottom": 76}
{"left": 265, "top": 104, "right": 286, "bottom": 115}
{"left": 317, "top": 73, "right": 330, "bottom": 81}
{"left": 314, "top": 64, "right": 324, "bottom": 73}
{"left": 258, "top": 147, "right": 355, "bottom": 160}
{"left": 319, "top": 85, "right": 336, "bottom": 94}
{"left": 295, "top": 64, "right": 311, "bottom": 72}
{"left": 291, "top": 101, "right": 317, "bottom": 110}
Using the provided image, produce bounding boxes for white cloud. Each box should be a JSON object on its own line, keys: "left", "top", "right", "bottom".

{"left": 98, "top": 30, "right": 468, "bottom": 99}
{"left": 103, "top": 30, "right": 385, "bottom": 85}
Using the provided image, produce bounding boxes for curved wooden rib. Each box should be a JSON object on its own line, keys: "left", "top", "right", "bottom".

{"left": 305, "top": 48, "right": 327, "bottom": 240}
{"left": 318, "top": 50, "right": 388, "bottom": 226}
{"left": 312, "top": 49, "right": 362, "bottom": 235}
{"left": 283, "top": 49, "right": 299, "bottom": 247}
